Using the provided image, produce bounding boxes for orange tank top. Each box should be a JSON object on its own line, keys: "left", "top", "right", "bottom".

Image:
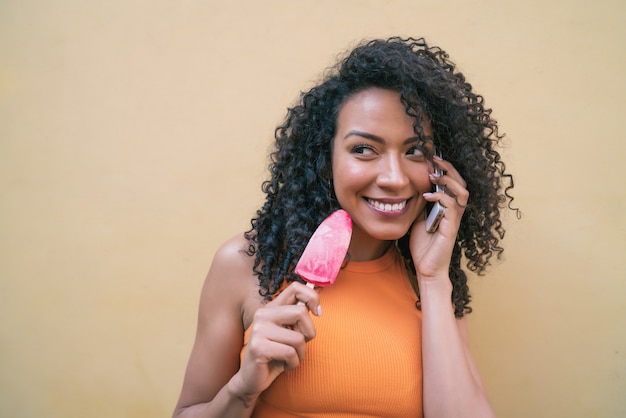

{"left": 242, "top": 246, "right": 423, "bottom": 417}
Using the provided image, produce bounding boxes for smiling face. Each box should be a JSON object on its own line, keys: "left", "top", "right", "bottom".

{"left": 331, "top": 88, "right": 433, "bottom": 260}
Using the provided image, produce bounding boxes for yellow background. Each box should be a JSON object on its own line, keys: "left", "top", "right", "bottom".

{"left": 1, "top": 1, "right": 625, "bottom": 417}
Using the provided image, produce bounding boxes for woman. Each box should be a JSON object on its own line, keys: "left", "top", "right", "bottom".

{"left": 173, "top": 37, "right": 517, "bottom": 417}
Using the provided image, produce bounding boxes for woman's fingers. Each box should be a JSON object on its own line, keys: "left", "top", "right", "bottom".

{"left": 237, "top": 282, "right": 320, "bottom": 395}
{"left": 271, "top": 281, "right": 322, "bottom": 317}
{"left": 433, "top": 176, "right": 469, "bottom": 209}
{"left": 433, "top": 156, "right": 467, "bottom": 188}
{"left": 430, "top": 159, "right": 469, "bottom": 209}
{"left": 247, "top": 320, "right": 308, "bottom": 369}
{"left": 236, "top": 281, "right": 321, "bottom": 396}
{"left": 244, "top": 281, "right": 320, "bottom": 371}
{"left": 253, "top": 302, "right": 317, "bottom": 342}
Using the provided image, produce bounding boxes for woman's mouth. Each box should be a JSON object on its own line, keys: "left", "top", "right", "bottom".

{"left": 366, "top": 198, "right": 408, "bottom": 213}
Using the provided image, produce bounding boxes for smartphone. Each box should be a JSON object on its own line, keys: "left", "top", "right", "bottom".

{"left": 425, "top": 150, "right": 445, "bottom": 233}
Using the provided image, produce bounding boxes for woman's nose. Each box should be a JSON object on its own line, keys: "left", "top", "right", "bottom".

{"left": 376, "top": 155, "right": 409, "bottom": 189}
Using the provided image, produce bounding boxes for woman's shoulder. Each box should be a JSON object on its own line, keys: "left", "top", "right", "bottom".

{"left": 201, "top": 232, "right": 262, "bottom": 328}
{"left": 205, "top": 233, "right": 257, "bottom": 290}
{"left": 212, "top": 232, "right": 254, "bottom": 268}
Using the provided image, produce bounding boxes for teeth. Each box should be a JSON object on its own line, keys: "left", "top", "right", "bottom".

{"left": 367, "top": 199, "right": 406, "bottom": 212}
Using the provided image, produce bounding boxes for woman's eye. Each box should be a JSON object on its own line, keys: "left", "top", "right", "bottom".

{"left": 351, "top": 144, "right": 376, "bottom": 155}
{"left": 407, "top": 146, "right": 426, "bottom": 158}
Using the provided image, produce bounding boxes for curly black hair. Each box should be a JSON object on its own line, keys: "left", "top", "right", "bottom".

{"left": 244, "top": 37, "right": 518, "bottom": 317}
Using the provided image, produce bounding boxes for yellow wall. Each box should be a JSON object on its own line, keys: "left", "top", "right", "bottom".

{"left": 1, "top": 1, "right": 624, "bottom": 417}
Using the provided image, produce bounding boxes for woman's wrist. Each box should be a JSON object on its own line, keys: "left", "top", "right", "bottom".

{"left": 226, "top": 373, "right": 259, "bottom": 409}
{"left": 417, "top": 275, "right": 453, "bottom": 304}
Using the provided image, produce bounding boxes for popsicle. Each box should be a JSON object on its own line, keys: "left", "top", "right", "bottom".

{"left": 294, "top": 209, "right": 352, "bottom": 289}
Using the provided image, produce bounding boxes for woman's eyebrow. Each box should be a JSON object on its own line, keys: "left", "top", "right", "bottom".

{"left": 343, "top": 130, "right": 421, "bottom": 145}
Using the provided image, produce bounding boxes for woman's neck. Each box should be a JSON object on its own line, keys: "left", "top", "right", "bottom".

{"left": 347, "top": 235, "right": 393, "bottom": 262}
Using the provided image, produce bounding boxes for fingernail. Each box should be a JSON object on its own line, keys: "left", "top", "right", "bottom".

{"left": 423, "top": 192, "right": 434, "bottom": 198}
{"left": 433, "top": 155, "right": 443, "bottom": 161}
{"left": 316, "top": 305, "right": 322, "bottom": 317}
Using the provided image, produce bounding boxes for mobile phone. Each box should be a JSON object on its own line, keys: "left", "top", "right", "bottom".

{"left": 425, "top": 150, "right": 445, "bottom": 233}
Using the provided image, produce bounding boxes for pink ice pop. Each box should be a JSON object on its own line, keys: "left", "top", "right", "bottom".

{"left": 294, "top": 209, "right": 352, "bottom": 287}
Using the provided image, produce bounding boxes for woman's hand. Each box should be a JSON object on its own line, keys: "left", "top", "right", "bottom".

{"left": 229, "top": 282, "right": 321, "bottom": 406}
{"left": 410, "top": 156, "right": 469, "bottom": 280}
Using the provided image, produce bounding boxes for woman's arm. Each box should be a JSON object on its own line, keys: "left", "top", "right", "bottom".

{"left": 173, "top": 235, "right": 258, "bottom": 418}
{"left": 411, "top": 156, "right": 496, "bottom": 418}
{"left": 173, "top": 234, "right": 321, "bottom": 418}
{"left": 418, "top": 279, "right": 496, "bottom": 418}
